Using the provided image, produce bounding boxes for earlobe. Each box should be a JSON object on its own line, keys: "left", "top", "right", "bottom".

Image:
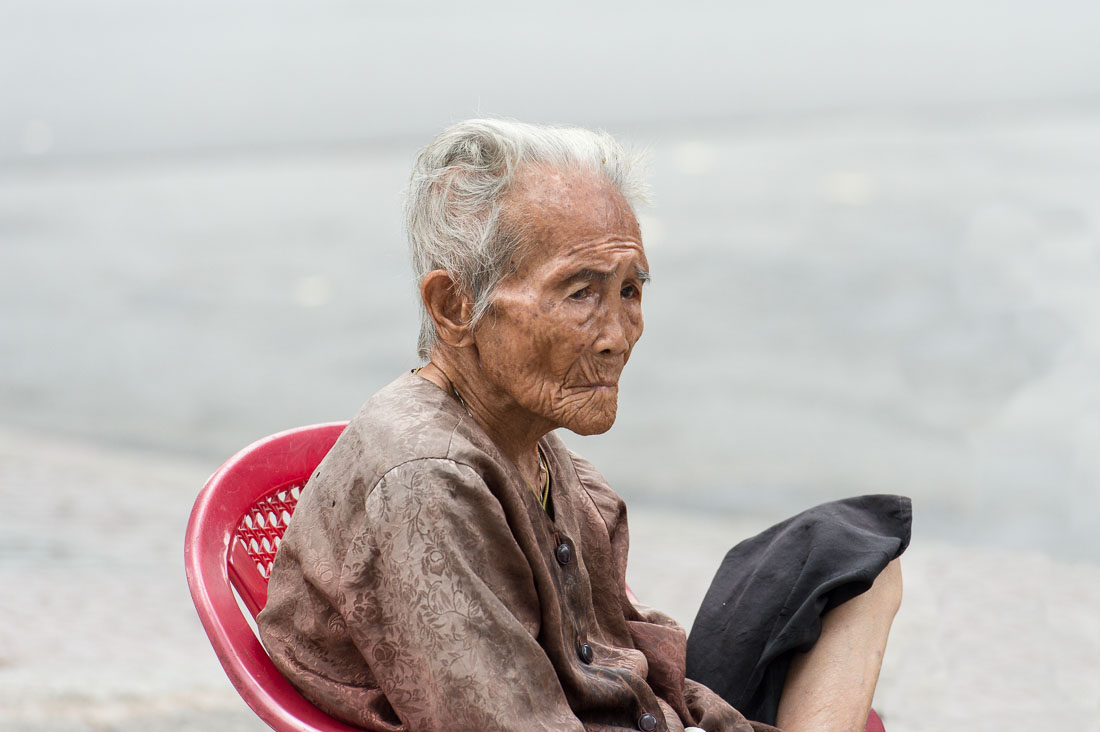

{"left": 420, "top": 270, "right": 476, "bottom": 348}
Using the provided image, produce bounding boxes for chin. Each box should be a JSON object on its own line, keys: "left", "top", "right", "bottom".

{"left": 564, "top": 408, "right": 618, "bottom": 436}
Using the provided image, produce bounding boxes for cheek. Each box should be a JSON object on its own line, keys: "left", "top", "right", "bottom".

{"left": 625, "top": 306, "right": 645, "bottom": 349}
{"left": 538, "top": 324, "right": 589, "bottom": 374}
{"left": 480, "top": 305, "right": 560, "bottom": 374}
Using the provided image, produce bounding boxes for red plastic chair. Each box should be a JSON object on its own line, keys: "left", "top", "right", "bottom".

{"left": 185, "top": 421, "right": 364, "bottom": 732}
{"left": 185, "top": 422, "right": 887, "bottom": 732}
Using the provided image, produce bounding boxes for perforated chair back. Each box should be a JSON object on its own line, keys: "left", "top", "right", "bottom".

{"left": 184, "top": 422, "right": 365, "bottom": 732}
{"left": 230, "top": 482, "right": 302, "bottom": 618}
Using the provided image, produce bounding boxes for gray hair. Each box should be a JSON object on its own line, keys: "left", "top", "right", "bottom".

{"left": 405, "top": 118, "right": 648, "bottom": 360}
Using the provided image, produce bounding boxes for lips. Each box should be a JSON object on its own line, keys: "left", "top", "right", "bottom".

{"left": 571, "top": 364, "right": 623, "bottom": 390}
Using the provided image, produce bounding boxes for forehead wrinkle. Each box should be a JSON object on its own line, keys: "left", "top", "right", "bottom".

{"left": 558, "top": 235, "right": 645, "bottom": 258}
{"left": 558, "top": 262, "right": 651, "bottom": 287}
{"left": 547, "top": 243, "right": 649, "bottom": 283}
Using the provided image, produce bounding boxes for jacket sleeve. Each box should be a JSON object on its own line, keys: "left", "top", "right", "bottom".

{"left": 626, "top": 603, "right": 761, "bottom": 732}
{"left": 337, "top": 457, "right": 586, "bottom": 732}
{"left": 576, "top": 454, "right": 760, "bottom": 732}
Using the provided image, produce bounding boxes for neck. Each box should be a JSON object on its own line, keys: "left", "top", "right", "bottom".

{"left": 419, "top": 350, "right": 552, "bottom": 488}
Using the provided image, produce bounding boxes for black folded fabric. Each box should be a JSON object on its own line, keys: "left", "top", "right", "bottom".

{"left": 686, "top": 494, "right": 912, "bottom": 725}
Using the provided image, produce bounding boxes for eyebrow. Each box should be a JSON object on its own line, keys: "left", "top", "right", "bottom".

{"left": 562, "top": 266, "right": 651, "bottom": 287}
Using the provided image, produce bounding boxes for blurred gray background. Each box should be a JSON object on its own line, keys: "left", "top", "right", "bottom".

{"left": 3, "top": 1, "right": 1099, "bottom": 730}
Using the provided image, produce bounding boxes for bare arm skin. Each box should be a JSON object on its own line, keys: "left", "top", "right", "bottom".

{"left": 775, "top": 558, "right": 903, "bottom": 732}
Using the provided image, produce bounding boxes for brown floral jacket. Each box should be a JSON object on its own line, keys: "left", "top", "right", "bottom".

{"left": 258, "top": 372, "right": 776, "bottom": 732}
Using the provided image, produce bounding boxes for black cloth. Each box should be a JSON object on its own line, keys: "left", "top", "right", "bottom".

{"left": 686, "top": 494, "right": 912, "bottom": 726}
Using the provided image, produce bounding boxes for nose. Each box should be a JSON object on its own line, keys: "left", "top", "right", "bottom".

{"left": 594, "top": 301, "right": 635, "bottom": 356}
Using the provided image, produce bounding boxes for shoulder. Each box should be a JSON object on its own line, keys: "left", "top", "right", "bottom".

{"left": 345, "top": 371, "right": 466, "bottom": 467}
{"left": 362, "top": 459, "right": 526, "bottom": 559}
{"left": 368, "top": 457, "right": 496, "bottom": 516}
{"left": 320, "top": 371, "right": 513, "bottom": 491}
{"left": 290, "top": 372, "right": 512, "bottom": 532}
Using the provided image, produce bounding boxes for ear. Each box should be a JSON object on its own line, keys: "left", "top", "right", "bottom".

{"left": 420, "top": 270, "right": 476, "bottom": 348}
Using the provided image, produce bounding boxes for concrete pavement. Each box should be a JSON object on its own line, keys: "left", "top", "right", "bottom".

{"left": 2, "top": 428, "right": 1097, "bottom": 731}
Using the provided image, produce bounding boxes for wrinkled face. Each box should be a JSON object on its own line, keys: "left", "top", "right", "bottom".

{"left": 473, "top": 166, "right": 648, "bottom": 435}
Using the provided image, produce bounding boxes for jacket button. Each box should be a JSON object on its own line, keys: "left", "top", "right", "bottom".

{"left": 555, "top": 542, "right": 573, "bottom": 565}
{"left": 638, "top": 712, "right": 658, "bottom": 731}
{"left": 577, "top": 641, "right": 594, "bottom": 664}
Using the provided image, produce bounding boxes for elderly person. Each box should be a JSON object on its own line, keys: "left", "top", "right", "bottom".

{"left": 258, "top": 119, "right": 910, "bottom": 732}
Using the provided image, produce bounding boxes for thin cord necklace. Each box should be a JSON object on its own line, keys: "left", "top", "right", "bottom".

{"left": 535, "top": 446, "right": 551, "bottom": 510}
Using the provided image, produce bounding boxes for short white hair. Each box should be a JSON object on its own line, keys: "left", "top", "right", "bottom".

{"left": 405, "top": 118, "right": 648, "bottom": 360}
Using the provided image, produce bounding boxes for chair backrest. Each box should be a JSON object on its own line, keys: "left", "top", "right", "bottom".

{"left": 184, "top": 422, "right": 365, "bottom": 732}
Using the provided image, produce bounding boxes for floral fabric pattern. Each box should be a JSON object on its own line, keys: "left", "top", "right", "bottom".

{"left": 258, "top": 372, "right": 772, "bottom": 732}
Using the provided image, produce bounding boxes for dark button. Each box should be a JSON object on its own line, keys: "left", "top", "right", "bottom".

{"left": 638, "top": 712, "right": 659, "bottom": 731}
{"left": 555, "top": 542, "right": 573, "bottom": 565}
{"left": 577, "top": 641, "right": 594, "bottom": 664}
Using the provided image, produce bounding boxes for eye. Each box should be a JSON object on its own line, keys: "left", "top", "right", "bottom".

{"left": 621, "top": 284, "right": 638, "bottom": 299}
{"left": 569, "top": 286, "right": 592, "bottom": 301}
